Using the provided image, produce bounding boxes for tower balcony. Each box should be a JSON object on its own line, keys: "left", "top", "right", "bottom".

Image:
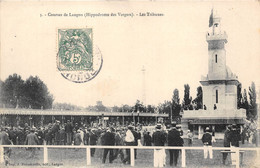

{"left": 206, "top": 31, "right": 228, "bottom": 42}
{"left": 182, "top": 108, "right": 246, "bottom": 120}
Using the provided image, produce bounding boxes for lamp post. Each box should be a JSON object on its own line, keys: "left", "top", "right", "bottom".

{"left": 137, "top": 111, "right": 140, "bottom": 124}
{"left": 29, "top": 115, "right": 32, "bottom": 127}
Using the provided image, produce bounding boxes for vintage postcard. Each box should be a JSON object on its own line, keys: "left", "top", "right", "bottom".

{"left": 0, "top": 1, "right": 259, "bottom": 168}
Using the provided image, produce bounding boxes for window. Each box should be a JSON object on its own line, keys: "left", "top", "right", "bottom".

{"left": 215, "top": 54, "right": 217, "bottom": 63}
{"left": 216, "top": 90, "right": 218, "bottom": 103}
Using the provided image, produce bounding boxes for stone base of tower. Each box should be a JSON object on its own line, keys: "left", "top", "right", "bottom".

{"left": 182, "top": 108, "right": 246, "bottom": 139}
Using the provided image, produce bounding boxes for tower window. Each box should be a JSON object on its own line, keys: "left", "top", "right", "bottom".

{"left": 216, "top": 90, "right": 218, "bottom": 103}
{"left": 215, "top": 54, "right": 217, "bottom": 63}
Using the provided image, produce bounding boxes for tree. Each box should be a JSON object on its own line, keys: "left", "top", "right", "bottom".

{"left": 158, "top": 100, "right": 171, "bottom": 114}
{"left": 248, "top": 82, "right": 257, "bottom": 120}
{"left": 193, "top": 86, "right": 203, "bottom": 110}
{"left": 183, "top": 84, "right": 192, "bottom": 110}
{"left": 241, "top": 89, "right": 249, "bottom": 117}
{"left": 172, "top": 89, "right": 181, "bottom": 117}
{"left": 147, "top": 105, "right": 155, "bottom": 113}
{"left": 95, "top": 101, "right": 107, "bottom": 112}
{"left": 23, "top": 76, "right": 54, "bottom": 109}
{"left": 53, "top": 103, "right": 83, "bottom": 111}
{"left": 1, "top": 74, "right": 25, "bottom": 108}
{"left": 134, "top": 100, "right": 145, "bottom": 112}
{"left": 0, "top": 74, "right": 54, "bottom": 109}
{"left": 237, "top": 83, "right": 243, "bottom": 109}
{"left": 121, "top": 104, "right": 133, "bottom": 112}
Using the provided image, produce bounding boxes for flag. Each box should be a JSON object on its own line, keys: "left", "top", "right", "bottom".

{"left": 209, "top": 9, "right": 213, "bottom": 27}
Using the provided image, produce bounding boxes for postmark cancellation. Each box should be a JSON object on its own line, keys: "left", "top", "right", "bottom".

{"left": 57, "top": 28, "right": 102, "bottom": 83}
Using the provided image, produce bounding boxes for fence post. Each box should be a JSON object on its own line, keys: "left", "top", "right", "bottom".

{"left": 130, "top": 147, "right": 135, "bottom": 166}
{"left": 182, "top": 148, "right": 186, "bottom": 167}
{"left": 86, "top": 147, "right": 91, "bottom": 165}
{"left": 235, "top": 148, "right": 240, "bottom": 168}
{"left": 43, "top": 146, "right": 48, "bottom": 164}
{"left": 0, "top": 146, "right": 4, "bottom": 164}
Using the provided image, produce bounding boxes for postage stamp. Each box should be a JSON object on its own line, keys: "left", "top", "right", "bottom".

{"left": 57, "top": 28, "right": 102, "bottom": 83}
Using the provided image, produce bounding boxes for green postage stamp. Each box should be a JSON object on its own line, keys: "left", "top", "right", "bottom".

{"left": 57, "top": 28, "right": 102, "bottom": 83}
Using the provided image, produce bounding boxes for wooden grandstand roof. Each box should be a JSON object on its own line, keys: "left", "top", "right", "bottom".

{"left": 0, "top": 108, "right": 168, "bottom": 117}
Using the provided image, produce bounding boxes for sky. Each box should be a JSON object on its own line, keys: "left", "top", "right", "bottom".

{"left": 1, "top": 1, "right": 260, "bottom": 107}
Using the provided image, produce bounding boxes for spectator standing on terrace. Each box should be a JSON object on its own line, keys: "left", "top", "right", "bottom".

{"left": 58, "top": 127, "right": 66, "bottom": 145}
{"left": 73, "top": 130, "right": 82, "bottom": 146}
{"left": 229, "top": 124, "right": 241, "bottom": 165}
{"left": 8, "top": 127, "right": 17, "bottom": 145}
{"left": 144, "top": 131, "right": 152, "bottom": 146}
{"left": 113, "top": 128, "right": 125, "bottom": 162}
{"left": 102, "top": 127, "right": 115, "bottom": 164}
{"left": 123, "top": 125, "right": 135, "bottom": 164}
{"left": 168, "top": 124, "right": 184, "bottom": 167}
{"left": 65, "top": 120, "right": 73, "bottom": 145}
{"left": 36, "top": 127, "right": 44, "bottom": 145}
{"left": 152, "top": 124, "right": 167, "bottom": 167}
{"left": 187, "top": 130, "right": 193, "bottom": 146}
{"left": 201, "top": 127, "right": 213, "bottom": 159}
{"left": 51, "top": 120, "right": 60, "bottom": 145}
{"left": 17, "top": 127, "right": 25, "bottom": 145}
{"left": 84, "top": 128, "right": 90, "bottom": 145}
{"left": 89, "top": 128, "right": 98, "bottom": 157}
{"left": 25, "top": 129, "right": 39, "bottom": 158}
{"left": 0, "top": 127, "right": 12, "bottom": 166}
{"left": 132, "top": 128, "right": 140, "bottom": 159}
{"left": 222, "top": 125, "right": 231, "bottom": 165}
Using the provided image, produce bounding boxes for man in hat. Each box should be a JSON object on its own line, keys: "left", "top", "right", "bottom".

{"left": 113, "top": 128, "right": 125, "bottom": 162}
{"left": 168, "top": 124, "right": 184, "bottom": 166}
{"left": 222, "top": 125, "right": 231, "bottom": 165}
{"left": 123, "top": 125, "right": 135, "bottom": 164}
{"left": 65, "top": 120, "right": 73, "bottom": 145}
{"left": 89, "top": 128, "right": 98, "bottom": 157}
{"left": 187, "top": 130, "right": 193, "bottom": 146}
{"left": 201, "top": 127, "right": 213, "bottom": 159}
{"left": 0, "top": 127, "right": 12, "bottom": 165}
{"left": 102, "top": 127, "right": 115, "bottom": 164}
{"left": 51, "top": 120, "right": 60, "bottom": 145}
{"left": 229, "top": 124, "right": 241, "bottom": 165}
{"left": 25, "top": 129, "right": 39, "bottom": 158}
{"left": 152, "top": 124, "right": 166, "bottom": 167}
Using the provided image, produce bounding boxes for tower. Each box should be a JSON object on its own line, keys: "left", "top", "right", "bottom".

{"left": 207, "top": 9, "right": 227, "bottom": 80}
{"left": 200, "top": 9, "right": 239, "bottom": 110}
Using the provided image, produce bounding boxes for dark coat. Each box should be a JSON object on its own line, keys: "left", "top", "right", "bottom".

{"left": 102, "top": 131, "right": 115, "bottom": 146}
{"left": 132, "top": 130, "right": 139, "bottom": 146}
{"left": 202, "top": 132, "right": 212, "bottom": 146}
{"left": 84, "top": 131, "right": 90, "bottom": 145}
{"left": 144, "top": 133, "right": 152, "bottom": 146}
{"left": 115, "top": 132, "right": 124, "bottom": 146}
{"left": 74, "top": 133, "right": 82, "bottom": 145}
{"left": 168, "top": 129, "right": 183, "bottom": 146}
{"left": 152, "top": 130, "right": 166, "bottom": 146}
{"left": 0, "top": 131, "right": 12, "bottom": 145}
{"left": 65, "top": 123, "right": 73, "bottom": 133}
{"left": 51, "top": 124, "right": 60, "bottom": 134}
{"left": 25, "top": 133, "right": 39, "bottom": 145}
{"left": 59, "top": 129, "right": 66, "bottom": 141}
{"left": 223, "top": 129, "right": 231, "bottom": 147}
{"left": 17, "top": 129, "right": 26, "bottom": 145}
{"left": 89, "top": 132, "right": 98, "bottom": 145}
{"left": 230, "top": 130, "right": 240, "bottom": 147}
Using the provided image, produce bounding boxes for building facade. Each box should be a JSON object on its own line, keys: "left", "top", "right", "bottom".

{"left": 182, "top": 9, "right": 246, "bottom": 139}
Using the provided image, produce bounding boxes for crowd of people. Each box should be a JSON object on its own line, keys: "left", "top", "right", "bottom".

{"left": 0, "top": 120, "right": 248, "bottom": 167}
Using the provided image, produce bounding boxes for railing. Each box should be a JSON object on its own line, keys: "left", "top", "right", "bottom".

{"left": 0, "top": 145, "right": 259, "bottom": 168}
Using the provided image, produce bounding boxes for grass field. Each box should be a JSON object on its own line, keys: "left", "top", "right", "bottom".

{"left": 2, "top": 139, "right": 259, "bottom": 168}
